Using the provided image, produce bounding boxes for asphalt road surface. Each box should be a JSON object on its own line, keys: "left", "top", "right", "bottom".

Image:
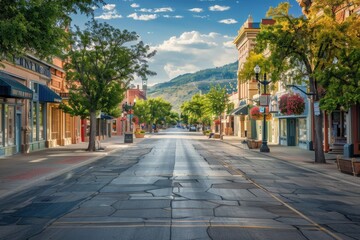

{"left": 0, "top": 128, "right": 359, "bottom": 240}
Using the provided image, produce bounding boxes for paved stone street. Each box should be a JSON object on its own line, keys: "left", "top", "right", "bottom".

{"left": 0, "top": 129, "right": 359, "bottom": 240}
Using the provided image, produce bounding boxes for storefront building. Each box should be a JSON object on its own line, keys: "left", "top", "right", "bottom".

{"left": 0, "top": 55, "right": 62, "bottom": 156}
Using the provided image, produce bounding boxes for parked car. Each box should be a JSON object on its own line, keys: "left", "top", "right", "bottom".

{"left": 189, "top": 126, "right": 196, "bottom": 132}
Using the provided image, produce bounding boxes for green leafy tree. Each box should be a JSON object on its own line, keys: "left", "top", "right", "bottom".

{"left": 181, "top": 93, "right": 211, "bottom": 129}
{"left": 256, "top": 1, "right": 360, "bottom": 163}
{"left": 0, "top": 0, "right": 104, "bottom": 62}
{"left": 205, "top": 85, "right": 229, "bottom": 139}
{"left": 62, "top": 20, "right": 156, "bottom": 151}
{"left": 311, "top": 2, "right": 360, "bottom": 112}
{"left": 147, "top": 98, "right": 172, "bottom": 132}
{"left": 133, "top": 99, "right": 151, "bottom": 131}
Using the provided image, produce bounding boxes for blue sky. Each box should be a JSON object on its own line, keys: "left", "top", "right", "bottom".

{"left": 72, "top": 0, "right": 302, "bottom": 86}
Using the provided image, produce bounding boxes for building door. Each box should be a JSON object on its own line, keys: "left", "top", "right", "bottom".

{"left": 16, "top": 113, "right": 21, "bottom": 153}
{"left": 287, "top": 118, "right": 296, "bottom": 146}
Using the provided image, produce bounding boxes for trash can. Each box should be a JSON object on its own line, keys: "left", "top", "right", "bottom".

{"left": 124, "top": 133, "right": 133, "bottom": 143}
{"left": 344, "top": 144, "right": 354, "bottom": 158}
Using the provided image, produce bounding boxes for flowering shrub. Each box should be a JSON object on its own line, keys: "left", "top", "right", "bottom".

{"left": 250, "top": 106, "right": 272, "bottom": 120}
{"left": 279, "top": 93, "right": 305, "bottom": 115}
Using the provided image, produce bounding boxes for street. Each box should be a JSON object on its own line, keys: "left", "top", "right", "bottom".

{"left": 0, "top": 128, "right": 359, "bottom": 240}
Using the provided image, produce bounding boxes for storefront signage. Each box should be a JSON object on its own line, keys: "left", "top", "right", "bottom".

{"left": 14, "top": 57, "right": 51, "bottom": 78}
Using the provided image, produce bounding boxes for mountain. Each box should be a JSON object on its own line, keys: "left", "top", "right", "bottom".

{"left": 147, "top": 62, "right": 238, "bottom": 113}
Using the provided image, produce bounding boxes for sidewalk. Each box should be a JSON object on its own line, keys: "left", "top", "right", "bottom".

{"left": 222, "top": 135, "right": 360, "bottom": 185}
{"left": 0, "top": 135, "right": 147, "bottom": 200}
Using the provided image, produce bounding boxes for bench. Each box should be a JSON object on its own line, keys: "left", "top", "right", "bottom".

{"left": 336, "top": 156, "right": 360, "bottom": 176}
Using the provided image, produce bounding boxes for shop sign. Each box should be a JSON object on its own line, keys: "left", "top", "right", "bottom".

{"left": 14, "top": 57, "right": 51, "bottom": 78}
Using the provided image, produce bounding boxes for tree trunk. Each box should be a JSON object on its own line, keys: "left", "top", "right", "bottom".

{"left": 309, "top": 75, "right": 326, "bottom": 163}
{"left": 219, "top": 114, "right": 223, "bottom": 140}
{"left": 87, "top": 111, "right": 97, "bottom": 152}
{"left": 313, "top": 112, "right": 326, "bottom": 163}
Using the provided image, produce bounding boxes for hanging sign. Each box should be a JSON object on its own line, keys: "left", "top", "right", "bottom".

{"left": 314, "top": 101, "right": 320, "bottom": 116}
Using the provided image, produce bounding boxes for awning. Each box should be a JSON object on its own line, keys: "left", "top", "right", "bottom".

{"left": 100, "top": 113, "right": 113, "bottom": 119}
{"left": 0, "top": 74, "right": 33, "bottom": 99}
{"left": 230, "top": 105, "right": 249, "bottom": 115}
{"left": 38, "top": 84, "right": 62, "bottom": 102}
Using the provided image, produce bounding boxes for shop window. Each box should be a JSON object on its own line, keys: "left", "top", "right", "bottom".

{"left": 280, "top": 119, "right": 287, "bottom": 138}
{"left": 51, "top": 107, "right": 59, "bottom": 139}
{"left": 5, "top": 105, "right": 15, "bottom": 146}
{"left": 112, "top": 120, "right": 117, "bottom": 133}
{"left": 39, "top": 103, "right": 44, "bottom": 140}
{"left": 298, "top": 118, "right": 307, "bottom": 142}
{"left": 32, "top": 102, "right": 37, "bottom": 141}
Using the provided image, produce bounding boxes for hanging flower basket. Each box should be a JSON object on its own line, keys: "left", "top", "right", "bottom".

{"left": 279, "top": 93, "right": 305, "bottom": 115}
{"left": 250, "top": 106, "right": 272, "bottom": 121}
{"left": 250, "top": 106, "right": 262, "bottom": 120}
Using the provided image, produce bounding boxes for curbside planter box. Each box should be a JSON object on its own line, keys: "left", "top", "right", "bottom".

{"left": 336, "top": 155, "right": 360, "bottom": 176}
{"left": 247, "top": 139, "right": 262, "bottom": 149}
{"left": 214, "top": 134, "right": 220, "bottom": 139}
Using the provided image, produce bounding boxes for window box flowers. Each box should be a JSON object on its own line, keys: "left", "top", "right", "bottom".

{"left": 279, "top": 93, "right": 305, "bottom": 115}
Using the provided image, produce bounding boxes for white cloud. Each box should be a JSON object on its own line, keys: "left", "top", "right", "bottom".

{"left": 130, "top": 3, "right": 139, "bottom": 8}
{"left": 127, "top": 13, "right": 157, "bottom": 21}
{"left": 164, "top": 64, "right": 199, "bottom": 79}
{"left": 95, "top": 11, "right": 122, "bottom": 20}
{"left": 189, "top": 8, "right": 203, "bottom": 13}
{"left": 154, "top": 7, "right": 174, "bottom": 13}
{"left": 193, "top": 15, "right": 209, "bottom": 19}
{"left": 163, "top": 15, "right": 183, "bottom": 19}
{"left": 103, "top": 4, "right": 116, "bottom": 11}
{"left": 209, "top": 5, "right": 230, "bottom": 11}
{"left": 219, "top": 19, "right": 237, "bottom": 24}
{"left": 137, "top": 8, "right": 153, "bottom": 12}
{"left": 148, "top": 31, "right": 237, "bottom": 84}
{"left": 95, "top": 4, "right": 122, "bottom": 20}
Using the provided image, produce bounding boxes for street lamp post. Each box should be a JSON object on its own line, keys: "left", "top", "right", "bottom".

{"left": 254, "top": 65, "right": 270, "bottom": 153}
{"left": 122, "top": 99, "right": 136, "bottom": 143}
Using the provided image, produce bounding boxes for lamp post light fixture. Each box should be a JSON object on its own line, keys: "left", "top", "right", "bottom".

{"left": 122, "top": 99, "right": 136, "bottom": 143}
{"left": 254, "top": 65, "right": 271, "bottom": 153}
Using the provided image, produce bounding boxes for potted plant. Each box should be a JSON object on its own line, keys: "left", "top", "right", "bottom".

{"left": 279, "top": 93, "right": 305, "bottom": 115}
{"left": 134, "top": 130, "right": 145, "bottom": 138}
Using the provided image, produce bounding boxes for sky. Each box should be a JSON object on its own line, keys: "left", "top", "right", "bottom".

{"left": 72, "top": 0, "right": 303, "bottom": 86}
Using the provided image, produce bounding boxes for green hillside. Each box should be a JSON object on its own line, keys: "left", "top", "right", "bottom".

{"left": 147, "top": 62, "right": 238, "bottom": 112}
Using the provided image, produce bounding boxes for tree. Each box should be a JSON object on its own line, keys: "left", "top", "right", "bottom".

{"left": 148, "top": 98, "right": 172, "bottom": 131}
{"left": 311, "top": 2, "right": 360, "bottom": 111}
{"left": 256, "top": 1, "right": 360, "bottom": 163}
{"left": 0, "top": 0, "right": 104, "bottom": 62}
{"left": 62, "top": 20, "right": 156, "bottom": 151}
{"left": 181, "top": 93, "right": 211, "bottom": 129}
{"left": 205, "top": 85, "right": 229, "bottom": 139}
{"left": 133, "top": 99, "right": 151, "bottom": 131}
{"left": 253, "top": 3, "right": 319, "bottom": 163}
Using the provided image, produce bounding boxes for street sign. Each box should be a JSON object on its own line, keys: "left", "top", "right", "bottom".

{"left": 259, "top": 94, "right": 270, "bottom": 106}
{"left": 314, "top": 101, "right": 320, "bottom": 116}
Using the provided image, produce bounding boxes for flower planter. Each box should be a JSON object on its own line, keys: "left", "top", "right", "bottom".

{"left": 135, "top": 133, "right": 145, "bottom": 138}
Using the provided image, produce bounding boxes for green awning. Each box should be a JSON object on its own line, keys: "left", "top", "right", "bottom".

{"left": 38, "top": 84, "right": 62, "bottom": 103}
{"left": 0, "top": 74, "right": 33, "bottom": 99}
{"left": 230, "top": 105, "right": 249, "bottom": 115}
